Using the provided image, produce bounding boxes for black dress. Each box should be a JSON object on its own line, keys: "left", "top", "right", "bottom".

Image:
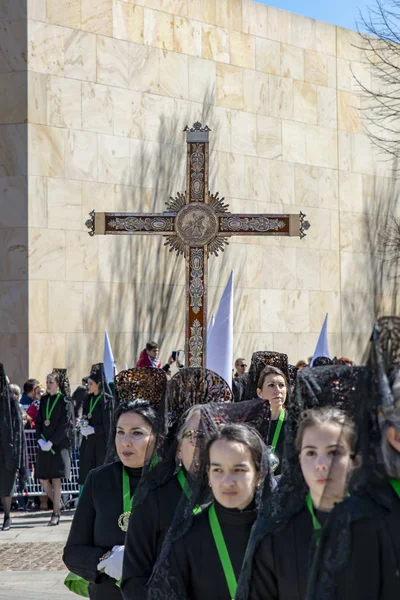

{"left": 121, "top": 473, "right": 182, "bottom": 600}
{"left": 249, "top": 505, "right": 327, "bottom": 600}
{"left": 267, "top": 414, "right": 286, "bottom": 476}
{"left": 162, "top": 501, "right": 257, "bottom": 600}
{"left": 310, "top": 484, "right": 400, "bottom": 600}
{"left": 78, "top": 392, "right": 114, "bottom": 485}
{"left": 63, "top": 461, "right": 142, "bottom": 600}
{"left": 35, "top": 393, "right": 73, "bottom": 479}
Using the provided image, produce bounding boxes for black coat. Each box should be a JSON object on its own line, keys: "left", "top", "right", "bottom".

{"left": 310, "top": 483, "right": 400, "bottom": 600}
{"left": 162, "top": 501, "right": 257, "bottom": 600}
{"left": 121, "top": 473, "right": 182, "bottom": 600}
{"left": 78, "top": 392, "right": 114, "bottom": 485}
{"left": 63, "top": 461, "right": 142, "bottom": 600}
{"left": 35, "top": 393, "right": 73, "bottom": 479}
{"left": 249, "top": 505, "right": 324, "bottom": 600}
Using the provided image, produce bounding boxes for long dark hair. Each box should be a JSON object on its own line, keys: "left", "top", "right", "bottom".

{"left": 206, "top": 423, "right": 264, "bottom": 472}
{"left": 105, "top": 399, "right": 158, "bottom": 463}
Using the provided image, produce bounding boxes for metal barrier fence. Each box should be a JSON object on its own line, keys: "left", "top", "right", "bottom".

{"left": 14, "top": 429, "right": 80, "bottom": 498}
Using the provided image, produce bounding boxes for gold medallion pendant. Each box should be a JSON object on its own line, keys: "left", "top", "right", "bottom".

{"left": 44, "top": 420, "right": 50, "bottom": 427}
{"left": 87, "top": 413, "right": 92, "bottom": 419}
{"left": 118, "top": 511, "right": 131, "bottom": 532}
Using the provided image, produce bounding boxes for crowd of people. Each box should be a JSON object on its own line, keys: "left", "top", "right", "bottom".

{"left": 0, "top": 325, "right": 399, "bottom": 599}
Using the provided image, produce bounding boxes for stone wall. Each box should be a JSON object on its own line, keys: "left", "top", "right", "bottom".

{"left": 0, "top": 0, "right": 397, "bottom": 386}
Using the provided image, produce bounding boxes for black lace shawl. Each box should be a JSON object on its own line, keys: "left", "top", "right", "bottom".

{"left": 0, "top": 363, "right": 27, "bottom": 489}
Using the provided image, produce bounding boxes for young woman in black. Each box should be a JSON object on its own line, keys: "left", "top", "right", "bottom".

{"left": 248, "top": 406, "right": 358, "bottom": 600}
{"left": 63, "top": 399, "right": 157, "bottom": 600}
{"left": 35, "top": 369, "right": 73, "bottom": 526}
{"left": 78, "top": 363, "right": 115, "bottom": 487}
{"left": 147, "top": 423, "right": 269, "bottom": 600}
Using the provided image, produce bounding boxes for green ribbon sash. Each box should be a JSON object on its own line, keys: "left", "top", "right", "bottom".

{"left": 46, "top": 392, "right": 61, "bottom": 424}
{"left": 88, "top": 392, "right": 103, "bottom": 417}
{"left": 271, "top": 410, "right": 285, "bottom": 451}
{"left": 177, "top": 468, "right": 202, "bottom": 515}
{"left": 305, "top": 492, "right": 322, "bottom": 532}
{"left": 208, "top": 503, "right": 238, "bottom": 599}
{"left": 389, "top": 478, "right": 400, "bottom": 499}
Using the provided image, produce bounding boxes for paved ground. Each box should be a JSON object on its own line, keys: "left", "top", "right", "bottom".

{"left": 0, "top": 510, "right": 74, "bottom": 599}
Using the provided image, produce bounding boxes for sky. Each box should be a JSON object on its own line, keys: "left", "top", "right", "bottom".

{"left": 258, "top": 0, "right": 373, "bottom": 31}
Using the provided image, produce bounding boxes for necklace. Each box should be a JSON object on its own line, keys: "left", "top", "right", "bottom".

{"left": 88, "top": 392, "right": 103, "bottom": 419}
{"left": 118, "top": 467, "right": 138, "bottom": 532}
{"left": 305, "top": 492, "right": 322, "bottom": 533}
{"left": 45, "top": 392, "right": 61, "bottom": 426}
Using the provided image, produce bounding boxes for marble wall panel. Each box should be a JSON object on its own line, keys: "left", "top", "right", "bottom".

{"left": 82, "top": 82, "right": 114, "bottom": 134}
{"left": 256, "top": 115, "right": 282, "bottom": 160}
{"left": 29, "top": 280, "right": 48, "bottom": 333}
{"left": 269, "top": 160, "right": 295, "bottom": 205}
{"left": 0, "top": 72, "right": 27, "bottom": 124}
{"left": 306, "top": 125, "right": 338, "bottom": 169}
{"left": 296, "top": 248, "right": 320, "bottom": 290}
{"left": 159, "top": 51, "right": 188, "bottom": 99}
{"left": 129, "top": 43, "right": 160, "bottom": 93}
{"left": 217, "top": 63, "right": 244, "bottom": 110}
{"left": 135, "top": 0, "right": 187, "bottom": 16}
{"left": 267, "top": 6, "right": 291, "bottom": 44}
{"left": 338, "top": 130, "right": 352, "bottom": 172}
{"left": 316, "top": 21, "right": 336, "bottom": 56}
{"left": 242, "top": 69, "right": 268, "bottom": 115}
{"left": 29, "top": 333, "right": 66, "bottom": 381}
{"left": 293, "top": 80, "right": 317, "bottom": 124}
{"left": 98, "top": 133, "right": 130, "bottom": 185}
{"left": 320, "top": 250, "right": 340, "bottom": 292}
{"left": 244, "top": 155, "right": 269, "bottom": 202}
{"left": 260, "top": 289, "right": 310, "bottom": 333}
{"left": 291, "top": 13, "right": 316, "bottom": 51}
{"left": 29, "top": 228, "right": 65, "bottom": 280}
{"left": 351, "top": 132, "right": 374, "bottom": 175}
{"left": 82, "top": 181, "right": 116, "bottom": 215}
{"left": 129, "top": 138, "right": 161, "bottom": 189}
{"left": 97, "top": 36, "right": 129, "bottom": 88}
{"left": 144, "top": 7, "right": 174, "bottom": 50}
{"left": 0, "top": 228, "right": 28, "bottom": 281}
{"left": 236, "top": 288, "right": 260, "bottom": 333}
{"left": 113, "top": 1, "right": 144, "bottom": 44}
{"left": 1, "top": 333, "right": 28, "bottom": 381}
{"left": 28, "top": 21, "right": 64, "bottom": 76}
{"left": 187, "top": 0, "right": 216, "bottom": 24}
{"left": 65, "top": 332, "right": 103, "bottom": 387}
{"left": 262, "top": 246, "right": 297, "bottom": 290}
{"left": 215, "top": 0, "right": 242, "bottom": 32}
{"left": 28, "top": 0, "right": 47, "bottom": 21}
{"left": 28, "top": 72, "right": 48, "bottom": 125}
{"left": 65, "top": 129, "right": 98, "bottom": 181}
{"left": 230, "top": 31, "right": 255, "bottom": 69}
{"left": 304, "top": 50, "right": 328, "bottom": 87}
{"left": 188, "top": 57, "right": 216, "bottom": 104}
{"left": 337, "top": 27, "right": 361, "bottom": 62}
{"left": 295, "top": 164, "right": 319, "bottom": 207}
{"left": 0, "top": 124, "right": 27, "bottom": 177}
{"left": 64, "top": 30, "right": 96, "bottom": 82}
{"left": 47, "top": 76, "right": 82, "bottom": 129}
{"left": 282, "top": 120, "right": 306, "bottom": 164}
{"left": 82, "top": 0, "right": 113, "bottom": 36}
{"left": 28, "top": 176, "right": 48, "bottom": 228}
{"left": 280, "top": 43, "right": 304, "bottom": 80}
{"left": 338, "top": 90, "right": 361, "bottom": 133}
{"left": 269, "top": 75, "right": 293, "bottom": 119}
{"left": 174, "top": 16, "right": 202, "bottom": 57}
{"left": 0, "top": 0, "right": 26, "bottom": 20}
{"left": 0, "top": 19, "right": 27, "bottom": 73}
{"left": 49, "top": 281, "right": 83, "bottom": 333}
{"left": 319, "top": 168, "right": 338, "bottom": 210}
{"left": 113, "top": 88, "right": 144, "bottom": 139}
{"left": 29, "top": 124, "right": 64, "bottom": 177}
{"left": 66, "top": 230, "right": 99, "bottom": 282}
{"left": 47, "top": 0, "right": 81, "bottom": 28}
{"left": 339, "top": 171, "right": 363, "bottom": 213}
{"left": 317, "top": 86, "right": 337, "bottom": 129}
{"left": 47, "top": 178, "right": 82, "bottom": 231}
{"left": 231, "top": 111, "right": 257, "bottom": 155}
{"left": 242, "top": 0, "right": 268, "bottom": 37}
{"left": 0, "top": 177, "right": 27, "bottom": 228}
{"left": 202, "top": 23, "right": 229, "bottom": 63}
{"left": 255, "top": 38, "right": 280, "bottom": 75}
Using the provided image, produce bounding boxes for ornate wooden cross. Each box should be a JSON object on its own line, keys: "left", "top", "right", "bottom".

{"left": 86, "top": 123, "right": 310, "bottom": 368}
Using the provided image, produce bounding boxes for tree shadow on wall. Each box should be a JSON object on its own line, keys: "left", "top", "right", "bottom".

{"left": 85, "top": 88, "right": 246, "bottom": 371}
{"left": 341, "top": 164, "right": 400, "bottom": 363}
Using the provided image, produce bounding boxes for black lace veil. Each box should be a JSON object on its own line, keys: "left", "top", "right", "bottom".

{"left": 0, "top": 363, "right": 27, "bottom": 490}
{"left": 88, "top": 362, "right": 112, "bottom": 396}
{"left": 146, "top": 398, "right": 273, "bottom": 600}
{"left": 234, "top": 350, "right": 297, "bottom": 402}
{"left": 52, "top": 367, "right": 71, "bottom": 397}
